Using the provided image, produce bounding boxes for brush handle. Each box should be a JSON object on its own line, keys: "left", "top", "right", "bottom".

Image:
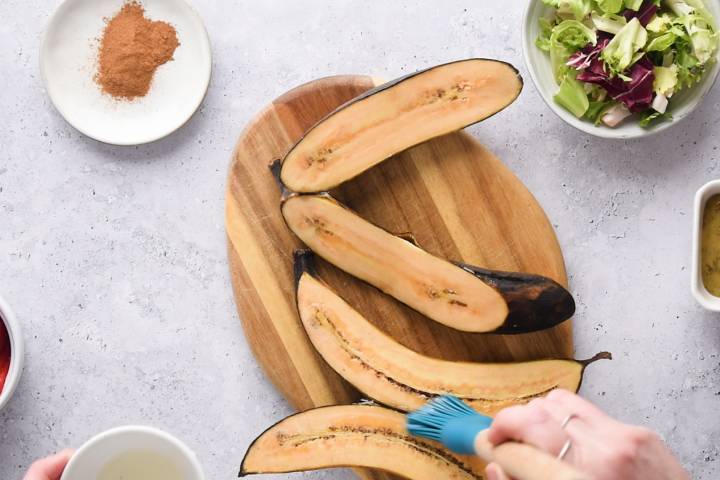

{"left": 474, "top": 430, "right": 590, "bottom": 480}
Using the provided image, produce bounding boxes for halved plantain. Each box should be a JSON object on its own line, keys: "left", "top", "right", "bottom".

{"left": 279, "top": 58, "right": 523, "bottom": 192}
{"left": 240, "top": 404, "right": 487, "bottom": 479}
{"left": 281, "top": 193, "right": 575, "bottom": 333}
{"left": 295, "top": 250, "right": 609, "bottom": 414}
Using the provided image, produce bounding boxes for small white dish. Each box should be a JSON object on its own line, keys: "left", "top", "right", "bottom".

{"left": 40, "top": 0, "right": 212, "bottom": 146}
{"left": 692, "top": 180, "right": 720, "bottom": 311}
{"left": 61, "top": 425, "right": 205, "bottom": 480}
{"left": 0, "top": 294, "right": 23, "bottom": 412}
{"left": 522, "top": 0, "right": 720, "bottom": 139}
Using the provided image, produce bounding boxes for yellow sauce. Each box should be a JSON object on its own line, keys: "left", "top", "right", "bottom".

{"left": 98, "top": 450, "right": 184, "bottom": 480}
{"left": 701, "top": 194, "right": 720, "bottom": 296}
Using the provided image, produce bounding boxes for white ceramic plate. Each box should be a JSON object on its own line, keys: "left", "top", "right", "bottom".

{"left": 522, "top": 0, "right": 720, "bottom": 139}
{"left": 0, "top": 294, "right": 23, "bottom": 412}
{"left": 40, "top": 0, "right": 212, "bottom": 146}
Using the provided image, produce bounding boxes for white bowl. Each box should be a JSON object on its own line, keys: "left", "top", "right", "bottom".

{"left": 61, "top": 425, "right": 205, "bottom": 480}
{"left": 692, "top": 180, "right": 720, "bottom": 311}
{"left": 0, "top": 294, "right": 24, "bottom": 411}
{"left": 40, "top": 0, "right": 212, "bottom": 146}
{"left": 522, "top": 0, "right": 720, "bottom": 139}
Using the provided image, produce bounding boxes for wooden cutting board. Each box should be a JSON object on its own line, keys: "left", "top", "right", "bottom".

{"left": 226, "top": 75, "right": 573, "bottom": 480}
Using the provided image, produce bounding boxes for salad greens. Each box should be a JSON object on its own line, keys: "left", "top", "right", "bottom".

{"left": 597, "top": 0, "right": 625, "bottom": 14}
{"left": 542, "top": 19, "right": 598, "bottom": 79}
{"left": 591, "top": 12, "right": 628, "bottom": 34}
{"left": 555, "top": 72, "right": 591, "bottom": 116}
{"left": 654, "top": 64, "right": 678, "bottom": 94}
{"left": 537, "top": 0, "right": 718, "bottom": 128}
{"left": 601, "top": 18, "right": 648, "bottom": 76}
{"left": 625, "top": 0, "right": 645, "bottom": 11}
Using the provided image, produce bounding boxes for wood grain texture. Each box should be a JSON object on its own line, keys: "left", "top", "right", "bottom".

{"left": 226, "top": 75, "right": 573, "bottom": 480}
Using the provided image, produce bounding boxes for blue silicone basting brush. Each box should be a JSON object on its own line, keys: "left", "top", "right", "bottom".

{"left": 407, "top": 396, "right": 589, "bottom": 480}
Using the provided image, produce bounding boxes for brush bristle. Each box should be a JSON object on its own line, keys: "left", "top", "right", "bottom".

{"left": 406, "top": 396, "right": 492, "bottom": 455}
{"left": 406, "top": 396, "right": 478, "bottom": 440}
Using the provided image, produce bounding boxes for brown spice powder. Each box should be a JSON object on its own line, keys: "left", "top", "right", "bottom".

{"left": 96, "top": 1, "right": 180, "bottom": 100}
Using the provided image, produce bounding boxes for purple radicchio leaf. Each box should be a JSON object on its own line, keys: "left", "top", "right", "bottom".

{"left": 623, "top": 0, "right": 658, "bottom": 26}
{"left": 577, "top": 56, "right": 655, "bottom": 112}
{"left": 567, "top": 37, "right": 611, "bottom": 70}
{"left": 613, "top": 57, "right": 655, "bottom": 111}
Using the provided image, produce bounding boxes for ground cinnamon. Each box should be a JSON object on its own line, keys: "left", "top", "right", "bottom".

{"left": 96, "top": 1, "right": 180, "bottom": 100}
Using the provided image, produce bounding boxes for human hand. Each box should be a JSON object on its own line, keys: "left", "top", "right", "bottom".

{"left": 485, "top": 389, "right": 689, "bottom": 480}
{"left": 23, "top": 450, "right": 74, "bottom": 480}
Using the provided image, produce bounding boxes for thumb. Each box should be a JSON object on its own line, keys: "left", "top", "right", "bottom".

{"left": 485, "top": 462, "right": 513, "bottom": 480}
{"left": 24, "top": 450, "right": 74, "bottom": 480}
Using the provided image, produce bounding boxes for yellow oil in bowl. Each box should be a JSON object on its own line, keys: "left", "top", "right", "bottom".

{"left": 98, "top": 450, "right": 183, "bottom": 480}
{"left": 701, "top": 194, "right": 720, "bottom": 297}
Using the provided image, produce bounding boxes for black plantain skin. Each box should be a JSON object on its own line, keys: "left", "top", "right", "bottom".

{"left": 457, "top": 263, "right": 575, "bottom": 335}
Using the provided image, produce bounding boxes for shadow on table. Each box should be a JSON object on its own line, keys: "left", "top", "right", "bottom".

{"left": 76, "top": 101, "right": 211, "bottom": 165}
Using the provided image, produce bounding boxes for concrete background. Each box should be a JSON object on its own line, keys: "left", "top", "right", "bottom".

{"left": 1, "top": 0, "right": 719, "bottom": 478}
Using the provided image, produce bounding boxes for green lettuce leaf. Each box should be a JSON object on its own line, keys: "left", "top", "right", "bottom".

{"left": 653, "top": 64, "right": 679, "bottom": 94}
{"left": 666, "top": 0, "right": 716, "bottom": 26}
{"left": 601, "top": 18, "right": 649, "bottom": 75}
{"left": 624, "top": 0, "right": 645, "bottom": 11}
{"left": 536, "top": 17, "right": 554, "bottom": 51}
{"left": 597, "top": 0, "right": 625, "bottom": 14}
{"left": 542, "top": 0, "right": 592, "bottom": 20}
{"left": 675, "top": 37, "right": 705, "bottom": 88}
{"left": 662, "top": 50, "right": 674, "bottom": 66}
{"left": 682, "top": 13, "right": 718, "bottom": 63}
{"left": 585, "top": 83, "right": 609, "bottom": 102}
{"left": 674, "top": 42, "right": 705, "bottom": 90}
{"left": 559, "top": 0, "right": 593, "bottom": 20}
{"left": 646, "top": 13, "right": 674, "bottom": 33}
{"left": 585, "top": 100, "right": 615, "bottom": 123}
{"left": 646, "top": 31, "right": 678, "bottom": 51}
{"left": 639, "top": 110, "right": 673, "bottom": 127}
{"left": 549, "top": 20, "right": 598, "bottom": 80}
{"left": 592, "top": 11, "right": 628, "bottom": 34}
{"left": 554, "top": 73, "right": 590, "bottom": 117}
{"left": 665, "top": 0, "right": 718, "bottom": 64}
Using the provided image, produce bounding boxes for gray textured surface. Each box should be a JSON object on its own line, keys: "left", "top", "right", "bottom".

{"left": 1, "top": 0, "right": 719, "bottom": 479}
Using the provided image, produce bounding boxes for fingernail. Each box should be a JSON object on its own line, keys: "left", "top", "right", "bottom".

{"left": 486, "top": 464, "right": 499, "bottom": 480}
